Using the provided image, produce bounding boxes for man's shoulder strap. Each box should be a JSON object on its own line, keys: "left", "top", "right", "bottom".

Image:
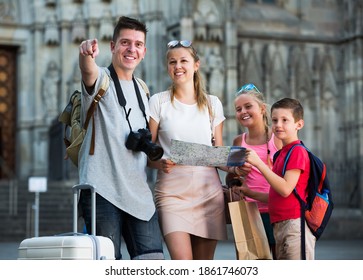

{"left": 58, "top": 74, "right": 109, "bottom": 127}
{"left": 95, "top": 73, "right": 110, "bottom": 101}
{"left": 84, "top": 73, "right": 110, "bottom": 155}
{"left": 84, "top": 73, "right": 110, "bottom": 129}
{"left": 135, "top": 77, "right": 150, "bottom": 98}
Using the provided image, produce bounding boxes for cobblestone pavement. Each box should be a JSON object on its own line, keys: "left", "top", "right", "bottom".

{"left": 2, "top": 239, "right": 363, "bottom": 260}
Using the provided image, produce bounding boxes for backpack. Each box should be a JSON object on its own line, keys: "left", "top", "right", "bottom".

{"left": 58, "top": 74, "right": 110, "bottom": 167}
{"left": 58, "top": 75, "right": 150, "bottom": 167}
{"left": 274, "top": 142, "right": 334, "bottom": 258}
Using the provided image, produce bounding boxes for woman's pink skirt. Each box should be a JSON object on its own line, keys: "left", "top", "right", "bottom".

{"left": 154, "top": 165, "right": 227, "bottom": 240}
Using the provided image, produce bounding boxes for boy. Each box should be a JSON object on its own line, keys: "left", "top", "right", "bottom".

{"left": 245, "top": 97, "right": 316, "bottom": 260}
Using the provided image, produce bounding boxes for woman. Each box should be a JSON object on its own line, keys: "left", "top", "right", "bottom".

{"left": 148, "top": 40, "right": 227, "bottom": 260}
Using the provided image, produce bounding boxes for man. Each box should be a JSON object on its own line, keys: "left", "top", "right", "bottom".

{"left": 78, "top": 16, "right": 164, "bottom": 260}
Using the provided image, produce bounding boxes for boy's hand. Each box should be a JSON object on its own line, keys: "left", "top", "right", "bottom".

{"left": 245, "top": 148, "right": 263, "bottom": 167}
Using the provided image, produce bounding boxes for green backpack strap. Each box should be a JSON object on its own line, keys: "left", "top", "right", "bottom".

{"left": 58, "top": 74, "right": 110, "bottom": 127}
{"left": 58, "top": 90, "right": 79, "bottom": 126}
{"left": 135, "top": 77, "right": 150, "bottom": 98}
{"left": 86, "top": 74, "right": 110, "bottom": 155}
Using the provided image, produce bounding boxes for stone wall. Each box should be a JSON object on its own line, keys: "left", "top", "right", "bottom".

{"left": 0, "top": 0, "right": 362, "bottom": 212}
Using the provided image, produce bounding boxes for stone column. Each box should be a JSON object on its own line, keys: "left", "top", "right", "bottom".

{"left": 60, "top": 21, "right": 73, "bottom": 107}
{"left": 224, "top": 19, "right": 238, "bottom": 145}
{"left": 143, "top": 11, "right": 166, "bottom": 94}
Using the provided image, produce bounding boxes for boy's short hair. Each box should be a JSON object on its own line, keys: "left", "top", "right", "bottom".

{"left": 271, "top": 97, "right": 304, "bottom": 121}
{"left": 113, "top": 16, "right": 148, "bottom": 42}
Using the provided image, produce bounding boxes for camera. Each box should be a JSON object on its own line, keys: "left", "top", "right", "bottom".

{"left": 125, "top": 128, "right": 164, "bottom": 161}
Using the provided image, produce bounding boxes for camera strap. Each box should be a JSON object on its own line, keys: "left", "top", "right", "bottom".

{"left": 108, "top": 64, "right": 149, "bottom": 132}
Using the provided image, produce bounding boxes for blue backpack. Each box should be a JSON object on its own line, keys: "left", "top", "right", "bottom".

{"left": 274, "top": 142, "right": 334, "bottom": 259}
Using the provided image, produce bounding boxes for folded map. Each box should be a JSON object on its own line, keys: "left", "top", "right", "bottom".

{"left": 170, "top": 139, "right": 246, "bottom": 167}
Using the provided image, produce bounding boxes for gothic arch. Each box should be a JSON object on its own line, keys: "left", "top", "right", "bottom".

{"left": 321, "top": 90, "right": 338, "bottom": 160}
{"left": 0, "top": 1, "right": 17, "bottom": 23}
{"left": 192, "top": 0, "right": 224, "bottom": 23}
{"left": 270, "top": 46, "right": 288, "bottom": 102}
{"left": 321, "top": 51, "right": 338, "bottom": 111}
{"left": 242, "top": 42, "right": 262, "bottom": 89}
{"left": 67, "top": 61, "right": 82, "bottom": 97}
{"left": 261, "top": 44, "right": 271, "bottom": 79}
{"left": 295, "top": 52, "right": 315, "bottom": 148}
{"left": 297, "top": 89, "right": 314, "bottom": 146}
{"left": 0, "top": 1, "right": 33, "bottom": 25}
{"left": 296, "top": 52, "right": 313, "bottom": 99}
{"left": 192, "top": 0, "right": 224, "bottom": 41}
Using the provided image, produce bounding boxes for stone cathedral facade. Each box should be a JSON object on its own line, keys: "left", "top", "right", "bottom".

{"left": 0, "top": 0, "right": 362, "bottom": 214}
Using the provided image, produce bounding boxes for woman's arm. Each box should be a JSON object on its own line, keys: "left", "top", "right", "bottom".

{"left": 147, "top": 117, "right": 162, "bottom": 169}
{"left": 148, "top": 117, "right": 176, "bottom": 172}
{"left": 213, "top": 121, "right": 224, "bottom": 146}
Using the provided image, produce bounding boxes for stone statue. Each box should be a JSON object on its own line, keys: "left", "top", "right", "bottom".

{"left": 42, "top": 60, "right": 60, "bottom": 119}
{"left": 207, "top": 47, "right": 224, "bottom": 102}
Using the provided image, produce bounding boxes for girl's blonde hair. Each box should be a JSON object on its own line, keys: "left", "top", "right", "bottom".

{"left": 236, "top": 88, "right": 273, "bottom": 167}
{"left": 235, "top": 89, "right": 271, "bottom": 142}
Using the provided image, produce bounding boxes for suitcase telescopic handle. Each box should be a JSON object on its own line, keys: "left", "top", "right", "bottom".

{"left": 72, "top": 184, "right": 96, "bottom": 235}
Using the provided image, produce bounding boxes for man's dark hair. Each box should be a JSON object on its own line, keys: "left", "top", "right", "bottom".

{"left": 113, "top": 16, "right": 148, "bottom": 42}
{"left": 271, "top": 97, "right": 304, "bottom": 121}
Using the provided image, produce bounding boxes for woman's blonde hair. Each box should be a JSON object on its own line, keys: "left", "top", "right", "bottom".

{"left": 166, "top": 44, "right": 210, "bottom": 113}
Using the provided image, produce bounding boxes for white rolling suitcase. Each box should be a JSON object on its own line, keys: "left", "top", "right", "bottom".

{"left": 18, "top": 184, "right": 115, "bottom": 260}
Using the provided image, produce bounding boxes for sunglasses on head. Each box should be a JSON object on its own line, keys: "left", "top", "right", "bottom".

{"left": 167, "top": 40, "right": 193, "bottom": 48}
{"left": 236, "top": 83, "right": 261, "bottom": 95}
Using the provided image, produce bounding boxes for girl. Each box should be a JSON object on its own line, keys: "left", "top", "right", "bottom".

{"left": 226, "top": 84, "right": 282, "bottom": 259}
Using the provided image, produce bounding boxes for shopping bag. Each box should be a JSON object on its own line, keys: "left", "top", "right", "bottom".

{"left": 223, "top": 185, "right": 242, "bottom": 224}
{"left": 228, "top": 198, "right": 272, "bottom": 260}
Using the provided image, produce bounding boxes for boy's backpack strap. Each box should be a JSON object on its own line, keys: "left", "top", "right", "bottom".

{"left": 283, "top": 143, "right": 309, "bottom": 209}
{"left": 135, "top": 77, "right": 150, "bottom": 99}
{"left": 282, "top": 143, "right": 304, "bottom": 175}
{"left": 282, "top": 143, "right": 308, "bottom": 260}
{"left": 85, "top": 74, "right": 110, "bottom": 155}
{"left": 272, "top": 149, "right": 281, "bottom": 163}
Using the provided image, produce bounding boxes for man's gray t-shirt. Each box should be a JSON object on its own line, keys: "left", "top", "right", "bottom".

{"left": 79, "top": 67, "right": 155, "bottom": 221}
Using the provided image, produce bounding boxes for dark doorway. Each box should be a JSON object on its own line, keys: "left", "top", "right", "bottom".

{"left": 0, "top": 47, "right": 17, "bottom": 179}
